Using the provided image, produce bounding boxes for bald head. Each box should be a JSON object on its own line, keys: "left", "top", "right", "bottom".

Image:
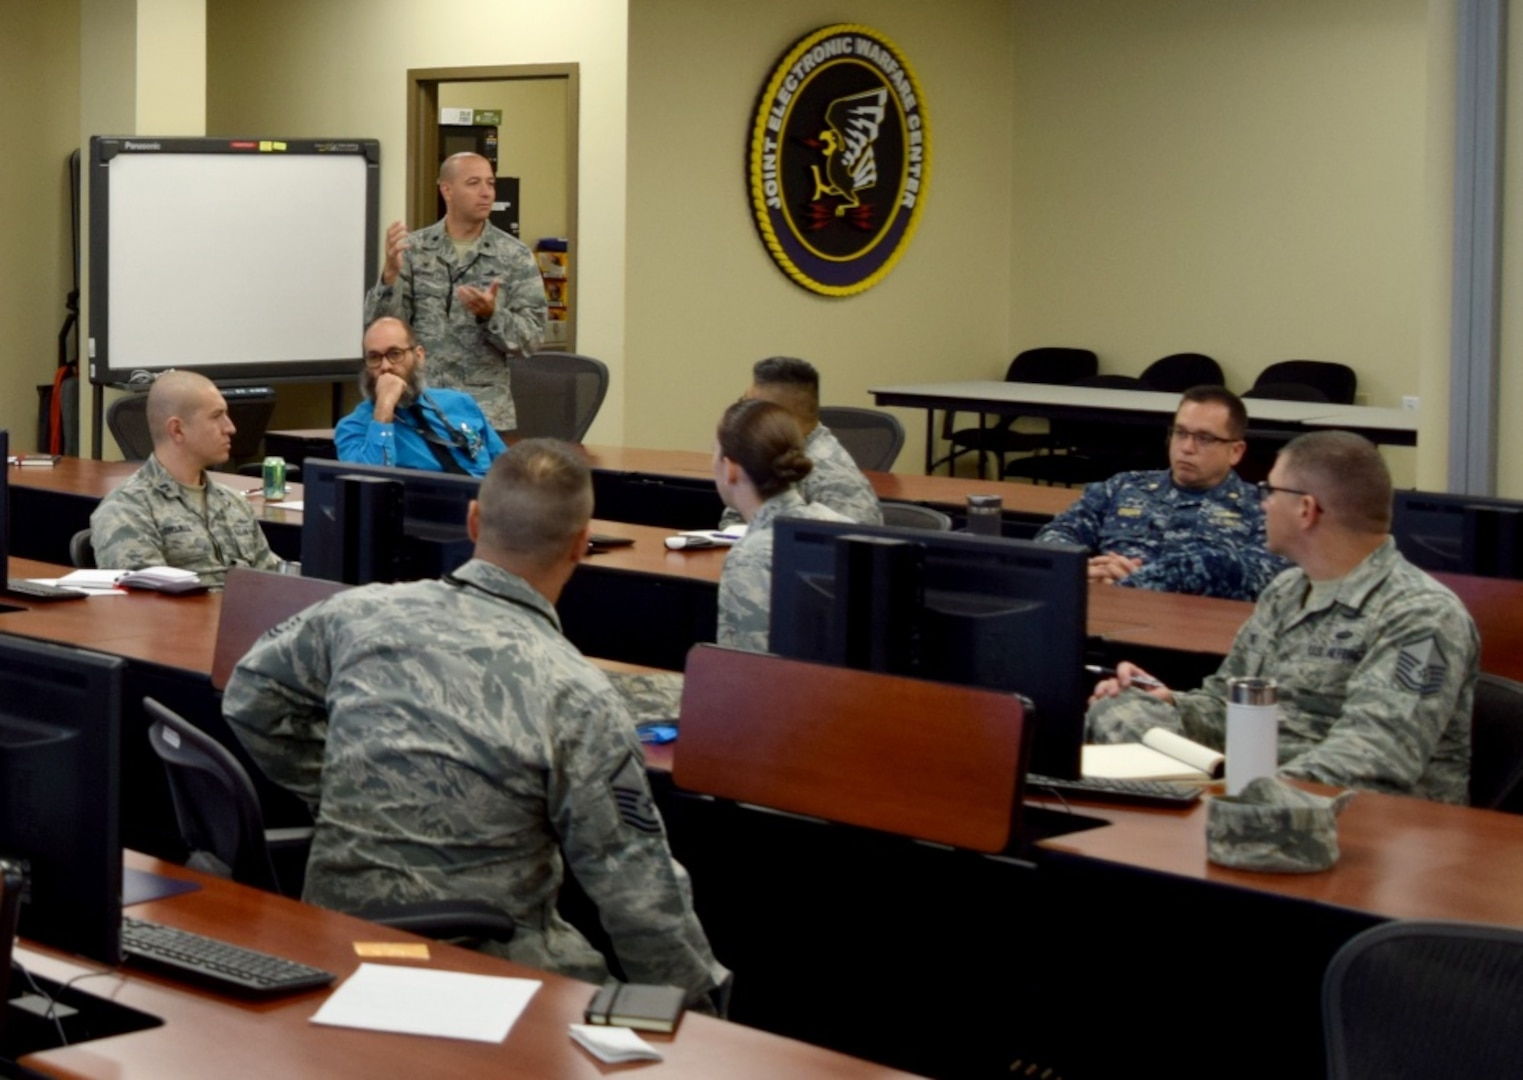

{"left": 438, "top": 152, "right": 491, "bottom": 185}
{"left": 474, "top": 439, "right": 594, "bottom": 570}
{"left": 147, "top": 371, "right": 220, "bottom": 446}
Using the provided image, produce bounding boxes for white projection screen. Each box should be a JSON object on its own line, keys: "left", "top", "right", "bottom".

{"left": 88, "top": 137, "right": 379, "bottom": 384}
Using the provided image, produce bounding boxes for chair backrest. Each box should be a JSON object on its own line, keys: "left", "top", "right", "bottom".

{"left": 1470, "top": 673, "right": 1523, "bottom": 813}
{"left": 674, "top": 645, "right": 1028, "bottom": 853}
{"left": 817, "top": 406, "right": 905, "bottom": 472}
{"left": 212, "top": 567, "right": 351, "bottom": 690}
{"left": 879, "top": 500, "right": 953, "bottom": 531}
{"left": 506, "top": 352, "right": 609, "bottom": 441}
{"left": 107, "top": 392, "right": 155, "bottom": 460}
{"left": 1242, "top": 382, "right": 1330, "bottom": 403}
{"left": 69, "top": 528, "right": 97, "bottom": 569}
{"left": 1253, "top": 360, "right": 1357, "bottom": 405}
{"left": 1005, "top": 347, "right": 1099, "bottom": 385}
{"left": 143, "top": 696, "right": 280, "bottom": 892}
{"left": 1140, "top": 352, "right": 1224, "bottom": 393}
{"left": 1324, "top": 919, "right": 1523, "bottom": 1079}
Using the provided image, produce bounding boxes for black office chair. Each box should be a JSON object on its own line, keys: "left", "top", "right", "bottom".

{"left": 69, "top": 528, "right": 96, "bottom": 569}
{"left": 1002, "top": 374, "right": 1162, "bottom": 485}
{"left": 106, "top": 392, "right": 155, "bottom": 461}
{"left": 932, "top": 347, "right": 1099, "bottom": 478}
{"left": 879, "top": 501, "right": 953, "bottom": 531}
{"left": 817, "top": 406, "right": 905, "bottom": 472}
{"left": 1323, "top": 919, "right": 1523, "bottom": 1079}
{"left": 1139, "top": 352, "right": 1223, "bottom": 393}
{"left": 143, "top": 698, "right": 516, "bottom": 943}
{"left": 1251, "top": 360, "right": 1357, "bottom": 405}
{"left": 1470, "top": 674, "right": 1523, "bottom": 814}
{"left": 506, "top": 352, "right": 609, "bottom": 442}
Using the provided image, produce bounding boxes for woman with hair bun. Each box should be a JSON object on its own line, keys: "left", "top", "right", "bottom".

{"left": 713, "top": 398, "right": 851, "bottom": 652}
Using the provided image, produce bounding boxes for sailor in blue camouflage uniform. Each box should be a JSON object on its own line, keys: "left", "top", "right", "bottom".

{"left": 1036, "top": 386, "right": 1287, "bottom": 600}
{"left": 90, "top": 370, "right": 281, "bottom": 587}
{"left": 224, "top": 441, "right": 729, "bottom": 1005}
{"left": 714, "top": 398, "right": 851, "bottom": 652}
{"left": 1088, "top": 431, "right": 1477, "bottom": 803}
{"left": 364, "top": 152, "right": 546, "bottom": 433}
{"left": 718, "top": 356, "right": 882, "bottom": 530}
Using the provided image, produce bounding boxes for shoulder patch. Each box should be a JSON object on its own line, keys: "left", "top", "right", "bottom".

{"left": 1394, "top": 636, "right": 1446, "bottom": 695}
{"left": 609, "top": 753, "right": 662, "bottom": 834}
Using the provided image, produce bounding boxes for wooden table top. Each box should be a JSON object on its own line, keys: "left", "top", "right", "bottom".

{"left": 18, "top": 854, "right": 918, "bottom": 1079}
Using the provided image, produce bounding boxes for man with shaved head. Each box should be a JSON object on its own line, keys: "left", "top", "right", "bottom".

{"left": 364, "top": 151, "right": 547, "bottom": 433}
{"left": 90, "top": 370, "right": 281, "bottom": 586}
{"left": 225, "top": 441, "right": 729, "bottom": 1008}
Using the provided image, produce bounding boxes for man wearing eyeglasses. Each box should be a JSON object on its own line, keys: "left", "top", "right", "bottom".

{"left": 1088, "top": 430, "right": 1477, "bottom": 803}
{"left": 364, "top": 152, "right": 547, "bottom": 434}
{"left": 1034, "top": 385, "right": 1288, "bottom": 600}
{"left": 335, "top": 316, "right": 506, "bottom": 477}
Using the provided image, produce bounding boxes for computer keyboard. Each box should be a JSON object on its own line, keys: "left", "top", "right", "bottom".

{"left": 4, "top": 579, "right": 87, "bottom": 602}
{"left": 121, "top": 917, "right": 336, "bottom": 996}
{"left": 1025, "top": 774, "right": 1205, "bottom": 809}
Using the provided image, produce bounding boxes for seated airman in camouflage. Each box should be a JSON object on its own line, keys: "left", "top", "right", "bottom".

{"left": 90, "top": 370, "right": 281, "bottom": 587}
{"left": 718, "top": 356, "right": 882, "bottom": 530}
{"left": 223, "top": 440, "right": 729, "bottom": 1006}
{"left": 1035, "top": 386, "right": 1288, "bottom": 600}
{"left": 1088, "top": 431, "right": 1478, "bottom": 803}
{"left": 714, "top": 398, "right": 852, "bottom": 653}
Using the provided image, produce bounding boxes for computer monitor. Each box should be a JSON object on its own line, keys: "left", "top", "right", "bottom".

{"left": 769, "top": 520, "right": 1089, "bottom": 779}
{"left": 300, "top": 458, "right": 480, "bottom": 584}
{"left": 1392, "top": 489, "right": 1523, "bottom": 579}
{"left": 1, "top": 428, "right": 9, "bottom": 580}
{"left": 0, "top": 635, "right": 125, "bottom": 966}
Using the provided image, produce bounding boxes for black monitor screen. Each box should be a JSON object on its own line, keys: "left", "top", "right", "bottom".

{"left": 300, "top": 458, "right": 480, "bottom": 584}
{"left": 1392, "top": 489, "right": 1523, "bottom": 579}
{"left": 1, "top": 428, "right": 9, "bottom": 580}
{"left": 0, "top": 636, "right": 125, "bottom": 965}
{"left": 770, "top": 520, "right": 1089, "bottom": 779}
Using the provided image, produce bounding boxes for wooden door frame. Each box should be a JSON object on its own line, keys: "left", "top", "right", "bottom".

{"left": 406, "top": 63, "right": 579, "bottom": 352}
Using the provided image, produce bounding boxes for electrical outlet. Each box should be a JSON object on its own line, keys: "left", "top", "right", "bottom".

{"left": 1402, "top": 396, "right": 1419, "bottom": 411}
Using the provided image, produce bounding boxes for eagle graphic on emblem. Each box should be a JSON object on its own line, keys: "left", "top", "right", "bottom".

{"left": 803, "top": 87, "right": 889, "bottom": 226}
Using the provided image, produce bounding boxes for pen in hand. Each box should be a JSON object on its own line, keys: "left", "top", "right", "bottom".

{"left": 1084, "top": 664, "right": 1165, "bottom": 689}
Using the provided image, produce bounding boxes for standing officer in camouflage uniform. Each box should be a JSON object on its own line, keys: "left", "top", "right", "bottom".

{"left": 718, "top": 356, "right": 883, "bottom": 530}
{"left": 223, "top": 441, "right": 729, "bottom": 1005}
{"left": 714, "top": 398, "right": 851, "bottom": 652}
{"left": 1089, "top": 431, "right": 1477, "bottom": 803}
{"left": 1035, "top": 386, "right": 1288, "bottom": 600}
{"left": 90, "top": 370, "right": 281, "bottom": 587}
{"left": 364, "top": 152, "right": 547, "bottom": 434}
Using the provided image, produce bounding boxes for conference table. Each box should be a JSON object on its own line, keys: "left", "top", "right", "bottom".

{"left": 12, "top": 853, "right": 915, "bottom": 1079}
{"left": 869, "top": 379, "right": 1422, "bottom": 472}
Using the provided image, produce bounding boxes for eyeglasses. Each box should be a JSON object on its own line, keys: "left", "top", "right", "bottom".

{"left": 1256, "top": 481, "right": 1314, "bottom": 500}
{"left": 1167, "top": 425, "right": 1239, "bottom": 448}
{"left": 363, "top": 345, "right": 416, "bottom": 368}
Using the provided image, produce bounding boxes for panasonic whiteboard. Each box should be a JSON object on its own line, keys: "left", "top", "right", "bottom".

{"left": 88, "top": 136, "right": 379, "bottom": 384}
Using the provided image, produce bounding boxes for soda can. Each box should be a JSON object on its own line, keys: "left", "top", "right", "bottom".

{"left": 262, "top": 456, "right": 287, "bottom": 500}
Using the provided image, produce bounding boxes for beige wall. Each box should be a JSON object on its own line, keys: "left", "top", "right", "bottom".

{"left": 0, "top": 1, "right": 81, "bottom": 451}
{"left": 438, "top": 79, "right": 571, "bottom": 249}
{"left": 625, "top": 1, "right": 1015, "bottom": 464}
{"left": 205, "top": 0, "right": 628, "bottom": 442}
{"left": 1009, "top": 0, "right": 1431, "bottom": 484}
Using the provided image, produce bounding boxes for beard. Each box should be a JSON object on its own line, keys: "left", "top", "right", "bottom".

{"left": 359, "top": 364, "right": 427, "bottom": 409}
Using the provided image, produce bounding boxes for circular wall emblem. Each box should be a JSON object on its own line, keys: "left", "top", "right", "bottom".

{"left": 748, "top": 24, "right": 931, "bottom": 296}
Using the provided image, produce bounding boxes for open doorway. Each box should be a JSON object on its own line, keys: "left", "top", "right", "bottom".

{"left": 406, "top": 64, "right": 578, "bottom": 351}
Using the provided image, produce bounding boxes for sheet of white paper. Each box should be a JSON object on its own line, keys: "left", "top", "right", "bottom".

{"left": 309, "top": 963, "right": 541, "bottom": 1043}
{"left": 270, "top": 499, "right": 304, "bottom": 510}
{"left": 55, "top": 570, "right": 126, "bottom": 588}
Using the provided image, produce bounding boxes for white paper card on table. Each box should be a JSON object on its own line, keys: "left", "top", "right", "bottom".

{"left": 569, "top": 1023, "right": 664, "bottom": 1064}
{"left": 309, "top": 963, "right": 540, "bottom": 1043}
{"left": 270, "top": 499, "right": 304, "bottom": 510}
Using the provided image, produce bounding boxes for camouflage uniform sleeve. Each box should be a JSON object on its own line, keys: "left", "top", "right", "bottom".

{"left": 1278, "top": 596, "right": 1478, "bottom": 797}
{"left": 549, "top": 687, "right": 727, "bottom": 1004}
{"left": 716, "top": 531, "right": 773, "bottom": 652}
{"left": 1121, "top": 542, "right": 1290, "bottom": 601}
{"left": 222, "top": 606, "right": 334, "bottom": 812}
{"left": 364, "top": 272, "right": 411, "bottom": 326}
{"left": 1034, "top": 477, "right": 1114, "bottom": 551}
{"left": 90, "top": 491, "right": 170, "bottom": 572}
{"left": 481, "top": 242, "right": 547, "bottom": 357}
{"left": 717, "top": 505, "right": 743, "bottom": 531}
